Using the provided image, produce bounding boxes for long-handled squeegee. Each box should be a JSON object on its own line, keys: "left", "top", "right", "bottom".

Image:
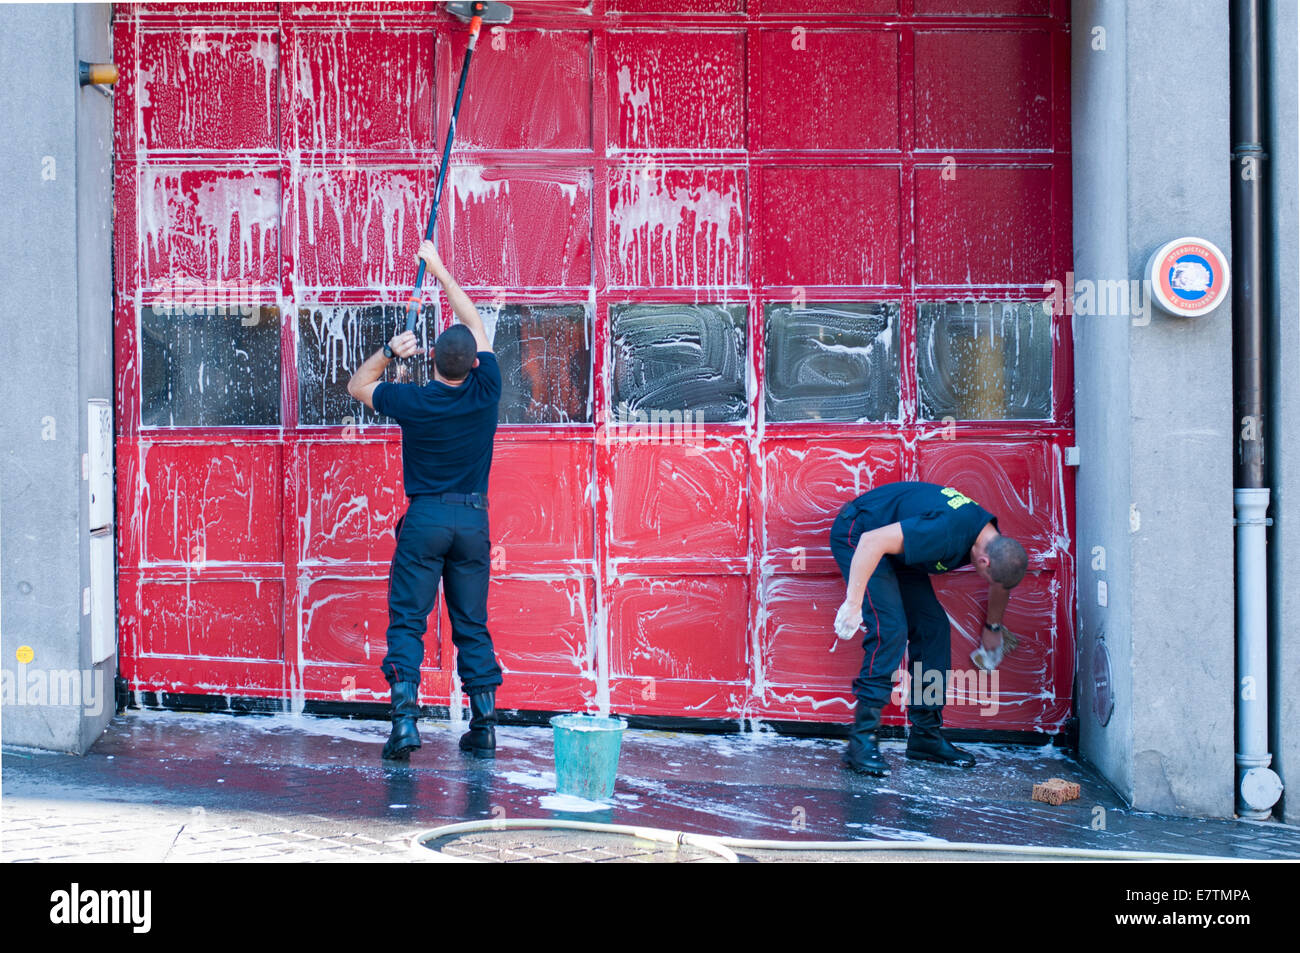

{"left": 404, "top": 1, "right": 514, "bottom": 335}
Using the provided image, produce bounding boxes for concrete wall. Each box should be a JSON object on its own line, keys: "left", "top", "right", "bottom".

{"left": 1265, "top": 0, "right": 1299, "bottom": 825}
{"left": 0, "top": 4, "right": 116, "bottom": 752}
{"left": 1070, "top": 0, "right": 1135, "bottom": 800}
{"left": 1072, "top": 0, "right": 1237, "bottom": 817}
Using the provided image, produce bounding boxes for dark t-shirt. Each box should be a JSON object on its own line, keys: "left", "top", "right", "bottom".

{"left": 839, "top": 481, "right": 997, "bottom": 574}
{"left": 372, "top": 351, "right": 501, "bottom": 496}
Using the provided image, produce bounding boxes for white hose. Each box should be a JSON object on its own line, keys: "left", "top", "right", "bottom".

{"left": 712, "top": 836, "right": 1232, "bottom": 861}
{"left": 410, "top": 818, "right": 1238, "bottom": 863}
{"left": 411, "top": 818, "right": 739, "bottom": 863}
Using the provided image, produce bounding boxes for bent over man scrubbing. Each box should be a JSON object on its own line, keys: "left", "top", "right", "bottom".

{"left": 828, "top": 481, "right": 1027, "bottom": 776}
{"left": 347, "top": 239, "right": 503, "bottom": 761}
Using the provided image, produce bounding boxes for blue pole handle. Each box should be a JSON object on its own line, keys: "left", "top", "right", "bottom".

{"left": 405, "top": 17, "right": 482, "bottom": 335}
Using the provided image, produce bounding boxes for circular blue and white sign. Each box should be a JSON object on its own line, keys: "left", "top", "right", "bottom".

{"left": 1145, "top": 237, "right": 1231, "bottom": 317}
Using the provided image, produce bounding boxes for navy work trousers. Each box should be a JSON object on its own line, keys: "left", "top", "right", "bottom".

{"left": 380, "top": 496, "right": 503, "bottom": 693}
{"left": 829, "top": 509, "right": 952, "bottom": 715}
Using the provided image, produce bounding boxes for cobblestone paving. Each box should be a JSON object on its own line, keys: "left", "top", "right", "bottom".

{"left": 5, "top": 709, "right": 1300, "bottom": 862}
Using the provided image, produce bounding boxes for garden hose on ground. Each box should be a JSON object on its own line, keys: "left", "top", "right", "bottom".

{"left": 410, "top": 818, "right": 1235, "bottom": 863}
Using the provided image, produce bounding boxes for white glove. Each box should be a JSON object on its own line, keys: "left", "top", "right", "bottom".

{"left": 834, "top": 600, "right": 863, "bottom": 641}
{"left": 971, "top": 626, "right": 1017, "bottom": 671}
{"left": 970, "top": 642, "right": 1005, "bottom": 672}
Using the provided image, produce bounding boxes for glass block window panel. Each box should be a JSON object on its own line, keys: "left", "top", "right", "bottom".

{"left": 492, "top": 305, "right": 592, "bottom": 424}
{"left": 764, "top": 302, "right": 900, "bottom": 422}
{"left": 141, "top": 304, "right": 281, "bottom": 426}
{"left": 611, "top": 303, "right": 747, "bottom": 423}
{"left": 298, "top": 304, "right": 434, "bottom": 426}
{"left": 917, "top": 301, "right": 1052, "bottom": 421}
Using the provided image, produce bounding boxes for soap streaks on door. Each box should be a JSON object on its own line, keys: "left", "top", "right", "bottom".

{"left": 297, "top": 304, "right": 433, "bottom": 426}
{"left": 764, "top": 303, "right": 901, "bottom": 423}
{"left": 607, "top": 167, "right": 746, "bottom": 288}
{"left": 612, "top": 303, "right": 746, "bottom": 423}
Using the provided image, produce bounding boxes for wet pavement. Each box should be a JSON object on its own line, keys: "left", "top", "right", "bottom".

{"left": 4, "top": 708, "right": 1300, "bottom": 862}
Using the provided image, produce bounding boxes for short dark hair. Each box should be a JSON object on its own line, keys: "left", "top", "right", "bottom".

{"left": 434, "top": 324, "right": 477, "bottom": 381}
{"left": 987, "top": 535, "right": 1028, "bottom": 588}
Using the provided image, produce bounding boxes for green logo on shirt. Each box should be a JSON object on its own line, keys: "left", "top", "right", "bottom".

{"left": 941, "top": 486, "right": 974, "bottom": 510}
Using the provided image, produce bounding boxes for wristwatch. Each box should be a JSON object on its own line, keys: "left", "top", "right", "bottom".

{"left": 382, "top": 342, "right": 395, "bottom": 359}
{"left": 984, "top": 621, "right": 1004, "bottom": 633}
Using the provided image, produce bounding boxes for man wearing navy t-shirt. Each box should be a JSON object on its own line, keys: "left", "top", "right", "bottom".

{"left": 347, "top": 239, "right": 503, "bottom": 762}
{"left": 829, "top": 481, "right": 1028, "bottom": 776}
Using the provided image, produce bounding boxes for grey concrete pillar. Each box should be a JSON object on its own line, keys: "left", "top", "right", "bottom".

{"left": 1265, "top": 0, "right": 1299, "bottom": 826}
{"left": 1072, "top": 0, "right": 1236, "bottom": 817}
{"left": 0, "top": 3, "right": 116, "bottom": 752}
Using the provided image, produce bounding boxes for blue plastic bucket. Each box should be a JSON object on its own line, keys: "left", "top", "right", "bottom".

{"left": 550, "top": 714, "right": 628, "bottom": 801}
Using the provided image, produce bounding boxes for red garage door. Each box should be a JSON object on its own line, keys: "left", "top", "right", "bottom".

{"left": 113, "top": 0, "right": 1074, "bottom": 732}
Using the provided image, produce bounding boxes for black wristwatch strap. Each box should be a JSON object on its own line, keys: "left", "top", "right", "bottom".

{"left": 984, "top": 621, "right": 1004, "bottom": 633}
{"left": 383, "top": 343, "right": 395, "bottom": 359}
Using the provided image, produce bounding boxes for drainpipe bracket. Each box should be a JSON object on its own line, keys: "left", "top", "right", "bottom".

{"left": 1236, "top": 752, "right": 1274, "bottom": 770}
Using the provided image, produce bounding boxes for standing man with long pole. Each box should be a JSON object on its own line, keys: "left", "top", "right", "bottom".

{"left": 348, "top": 239, "right": 503, "bottom": 761}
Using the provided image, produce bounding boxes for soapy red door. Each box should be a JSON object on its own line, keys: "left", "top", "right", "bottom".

{"left": 114, "top": 0, "right": 1074, "bottom": 731}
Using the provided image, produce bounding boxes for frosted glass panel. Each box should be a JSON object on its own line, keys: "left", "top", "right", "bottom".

{"left": 298, "top": 304, "right": 433, "bottom": 426}
{"left": 493, "top": 304, "right": 592, "bottom": 424}
{"left": 141, "top": 304, "right": 281, "bottom": 427}
{"left": 917, "top": 301, "right": 1051, "bottom": 420}
{"left": 611, "top": 303, "right": 747, "bottom": 423}
{"left": 764, "top": 302, "right": 900, "bottom": 422}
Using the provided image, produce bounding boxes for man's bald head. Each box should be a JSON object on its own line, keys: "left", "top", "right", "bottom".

{"left": 986, "top": 535, "right": 1028, "bottom": 588}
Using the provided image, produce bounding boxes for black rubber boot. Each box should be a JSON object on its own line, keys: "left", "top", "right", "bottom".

{"left": 843, "top": 703, "right": 890, "bottom": 776}
{"left": 906, "top": 708, "right": 976, "bottom": 767}
{"left": 382, "top": 681, "right": 422, "bottom": 761}
{"left": 459, "top": 690, "right": 496, "bottom": 758}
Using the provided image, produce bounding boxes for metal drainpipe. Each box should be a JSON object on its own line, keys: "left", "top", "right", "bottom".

{"left": 1231, "top": 0, "right": 1282, "bottom": 819}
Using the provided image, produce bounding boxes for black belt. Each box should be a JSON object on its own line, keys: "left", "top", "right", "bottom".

{"left": 410, "top": 492, "right": 488, "bottom": 508}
